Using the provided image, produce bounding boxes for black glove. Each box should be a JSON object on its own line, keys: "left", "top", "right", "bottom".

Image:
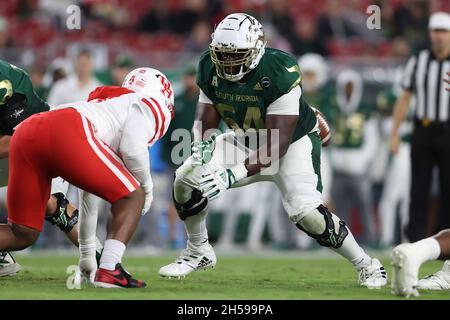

{"left": 0, "top": 93, "right": 33, "bottom": 135}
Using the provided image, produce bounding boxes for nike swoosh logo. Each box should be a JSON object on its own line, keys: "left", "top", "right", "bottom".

{"left": 97, "top": 270, "right": 128, "bottom": 286}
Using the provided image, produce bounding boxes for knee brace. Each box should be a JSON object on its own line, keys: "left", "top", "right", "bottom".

{"left": 172, "top": 174, "right": 208, "bottom": 220}
{"left": 45, "top": 193, "right": 79, "bottom": 232}
{"left": 296, "top": 205, "right": 348, "bottom": 249}
{"left": 172, "top": 187, "right": 208, "bottom": 221}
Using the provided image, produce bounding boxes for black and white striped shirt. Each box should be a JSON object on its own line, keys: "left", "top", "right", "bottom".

{"left": 402, "top": 49, "right": 450, "bottom": 122}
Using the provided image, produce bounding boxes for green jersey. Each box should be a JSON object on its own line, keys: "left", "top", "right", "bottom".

{"left": 162, "top": 90, "right": 198, "bottom": 168}
{"left": 0, "top": 60, "right": 49, "bottom": 113}
{"left": 302, "top": 82, "right": 340, "bottom": 126}
{"left": 0, "top": 61, "right": 50, "bottom": 186}
{"left": 0, "top": 60, "right": 49, "bottom": 136}
{"left": 196, "top": 48, "right": 317, "bottom": 143}
{"left": 376, "top": 89, "right": 411, "bottom": 143}
{"left": 332, "top": 103, "right": 375, "bottom": 149}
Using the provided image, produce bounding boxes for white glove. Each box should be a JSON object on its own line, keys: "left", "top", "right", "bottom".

{"left": 75, "top": 239, "right": 97, "bottom": 286}
{"left": 191, "top": 133, "right": 217, "bottom": 167}
{"left": 199, "top": 164, "right": 248, "bottom": 200}
{"left": 141, "top": 181, "right": 153, "bottom": 215}
{"left": 75, "top": 256, "right": 97, "bottom": 286}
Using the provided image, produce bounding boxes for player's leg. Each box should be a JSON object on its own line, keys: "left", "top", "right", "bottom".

{"left": 0, "top": 121, "right": 52, "bottom": 251}
{"left": 407, "top": 130, "right": 434, "bottom": 241}
{"left": 159, "top": 132, "right": 257, "bottom": 278}
{"left": 45, "top": 178, "right": 103, "bottom": 262}
{"left": 49, "top": 109, "right": 145, "bottom": 288}
{"left": 275, "top": 132, "right": 386, "bottom": 288}
{"left": 158, "top": 162, "right": 216, "bottom": 278}
{"left": 0, "top": 186, "right": 21, "bottom": 276}
{"left": 379, "top": 149, "right": 404, "bottom": 246}
{"left": 404, "top": 133, "right": 450, "bottom": 292}
{"left": 391, "top": 230, "right": 449, "bottom": 297}
{"left": 352, "top": 174, "right": 377, "bottom": 246}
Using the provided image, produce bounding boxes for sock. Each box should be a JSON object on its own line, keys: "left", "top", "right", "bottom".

{"left": 332, "top": 228, "right": 371, "bottom": 271}
{"left": 95, "top": 237, "right": 103, "bottom": 255}
{"left": 410, "top": 237, "right": 441, "bottom": 265}
{"left": 100, "top": 239, "right": 126, "bottom": 271}
{"left": 184, "top": 210, "right": 208, "bottom": 247}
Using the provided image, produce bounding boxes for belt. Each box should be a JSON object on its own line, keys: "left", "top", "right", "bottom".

{"left": 415, "top": 118, "right": 450, "bottom": 129}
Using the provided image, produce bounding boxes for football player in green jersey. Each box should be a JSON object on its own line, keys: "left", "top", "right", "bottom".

{"left": 0, "top": 60, "right": 101, "bottom": 276}
{"left": 158, "top": 13, "right": 387, "bottom": 288}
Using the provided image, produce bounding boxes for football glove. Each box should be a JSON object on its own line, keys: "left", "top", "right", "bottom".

{"left": 76, "top": 238, "right": 97, "bottom": 286}
{"left": 141, "top": 181, "right": 153, "bottom": 215}
{"left": 191, "top": 133, "right": 217, "bottom": 166}
{"left": 199, "top": 163, "right": 248, "bottom": 200}
{"left": 0, "top": 93, "right": 32, "bottom": 136}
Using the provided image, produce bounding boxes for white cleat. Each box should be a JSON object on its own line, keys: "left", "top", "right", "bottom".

{"left": 417, "top": 271, "right": 450, "bottom": 290}
{"left": 0, "top": 252, "right": 21, "bottom": 277}
{"left": 358, "top": 258, "right": 387, "bottom": 289}
{"left": 159, "top": 242, "right": 217, "bottom": 278}
{"left": 391, "top": 244, "right": 420, "bottom": 297}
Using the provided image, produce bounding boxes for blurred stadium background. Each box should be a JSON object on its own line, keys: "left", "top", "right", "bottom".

{"left": 0, "top": 0, "right": 449, "bottom": 255}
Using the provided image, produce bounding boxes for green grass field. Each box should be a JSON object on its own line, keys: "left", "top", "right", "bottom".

{"left": 0, "top": 253, "right": 449, "bottom": 300}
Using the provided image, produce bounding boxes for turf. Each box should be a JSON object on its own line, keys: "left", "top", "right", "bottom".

{"left": 0, "top": 253, "right": 449, "bottom": 300}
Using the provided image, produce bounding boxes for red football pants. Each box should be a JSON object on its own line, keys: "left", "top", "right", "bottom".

{"left": 7, "top": 108, "right": 140, "bottom": 231}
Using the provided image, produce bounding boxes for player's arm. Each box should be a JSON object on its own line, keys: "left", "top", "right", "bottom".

{"left": 245, "top": 85, "right": 302, "bottom": 176}
{"left": 199, "top": 86, "right": 301, "bottom": 200}
{"left": 190, "top": 89, "right": 222, "bottom": 166}
{"left": 0, "top": 135, "right": 11, "bottom": 158}
{"left": 245, "top": 114, "right": 298, "bottom": 176}
{"left": 390, "top": 54, "right": 416, "bottom": 154}
{"left": 445, "top": 71, "right": 450, "bottom": 91}
{"left": 119, "top": 105, "right": 154, "bottom": 214}
{"left": 192, "top": 89, "right": 221, "bottom": 141}
{"left": 389, "top": 89, "right": 413, "bottom": 154}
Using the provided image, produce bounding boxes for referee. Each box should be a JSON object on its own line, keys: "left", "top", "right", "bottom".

{"left": 390, "top": 12, "right": 450, "bottom": 242}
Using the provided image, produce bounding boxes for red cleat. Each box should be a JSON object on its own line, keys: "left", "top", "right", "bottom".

{"left": 94, "top": 263, "right": 146, "bottom": 288}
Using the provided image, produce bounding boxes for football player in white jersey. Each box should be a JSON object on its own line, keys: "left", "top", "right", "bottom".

{"left": 0, "top": 67, "right": 173, "bottom": 288}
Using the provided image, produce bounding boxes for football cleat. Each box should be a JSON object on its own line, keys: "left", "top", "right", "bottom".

{"left": 0, "top": 252, "right": 21, "bottom": 277}
{"left": 417, "top": 270, "right": 450, "bottom": 290}
{"left": 94, "top": 263, "right": 146, "bottom": 288}
{"left": 391, "top": 244, "right": 420, "bottom": 297}
{"left": 358, "top": 258, "right": 387, "bottom": 289}
{"left": 158, "top": 241, "right": 217, "bottom": 278}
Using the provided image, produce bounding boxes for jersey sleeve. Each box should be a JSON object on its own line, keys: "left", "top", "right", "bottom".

{"left": 12, "top": 65, "right": 49, "bottom": 112}
{"left": 266, "top": 86, "right": 301, "bottom": 116}
{"left": 198, "top": 88, "right": 213, "bottom": 104}
{"left": 196, "top": 50, "right": 215, "bottom": 101}
{"left": 263, "top": 50, "right": 302, "bottom": 105}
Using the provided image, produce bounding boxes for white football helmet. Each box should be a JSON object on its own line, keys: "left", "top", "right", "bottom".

{"left": 297, "top": 53, "right": 328, "bottom": 93}
{"left": 122, "top": 67, "right": 174, "bottom": 118}
{"left": 210, "top": 13, "right": 266, "bottom": 82}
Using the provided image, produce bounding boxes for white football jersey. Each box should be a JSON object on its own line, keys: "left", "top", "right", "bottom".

{"left": 54, "top": 86, "right": 172, "bottom": 152}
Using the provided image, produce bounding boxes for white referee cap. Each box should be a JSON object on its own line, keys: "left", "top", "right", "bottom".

{"left": 429, "top": 12, "right": 450, "bottom": 31}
